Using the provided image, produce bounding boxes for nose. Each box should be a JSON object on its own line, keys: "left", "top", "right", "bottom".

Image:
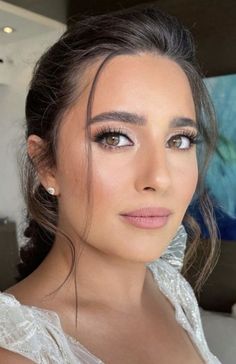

{"left": 134, "top": 142, "right": 171, "bottom": 194}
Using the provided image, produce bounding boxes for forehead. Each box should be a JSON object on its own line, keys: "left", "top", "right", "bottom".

{"left": 86, "top": 52, "right": 195, "bottom": 119}
{"left": 59, "top": 52, "right": 196, "bottom": 140}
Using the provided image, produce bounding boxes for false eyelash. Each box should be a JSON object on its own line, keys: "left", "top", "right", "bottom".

{"left": 173, "top": 130, "right": 202, "bottom": 145}
{"left": 166, "top": 129, "right": 203, "bottom": 151}
{"left": 93, "top": 126, "right": 133, "bottom": 147}
{"left": 92, "top": 125, "right": 202, "bottom": 150}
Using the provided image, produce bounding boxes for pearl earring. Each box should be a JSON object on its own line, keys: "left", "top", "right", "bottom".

{"left": 47, "top": 187, "right": 55, "bottom": 195}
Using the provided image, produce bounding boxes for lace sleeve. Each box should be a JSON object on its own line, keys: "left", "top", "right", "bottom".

{"left": 0, "top": 293, "right": 40, "bottom": 363}
{"left": 0, "top": 293, "right": 72, "bottom": 364}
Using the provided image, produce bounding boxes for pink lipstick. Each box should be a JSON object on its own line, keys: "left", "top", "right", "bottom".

{"left": 120, "top": 207, "right": 171, "bottom": 229}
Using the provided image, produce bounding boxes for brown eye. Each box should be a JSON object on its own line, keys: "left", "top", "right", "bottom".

{"left": 94, "top": 129, "right": 133, "bottom": 149}
{"left": 94, "top": 126, "right": 134, "bottom": 150}
{"left": 167, "top": 135, "right": 193, "bottom": 150}
{"left": 169, "top": 136, "right": 183, "bottom": 148}
{"left": 106, "top": 134, "right": 120, "bottom": 146}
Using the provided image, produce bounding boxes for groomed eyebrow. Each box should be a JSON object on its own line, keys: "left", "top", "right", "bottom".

{"left": 88, "top": 110, "right": 197, "bottom": 129}
{"left": 170, "top": 117, "right": 197, "bottom": 129}
{"left": 89, "top": 111, "right": 145, "bottom": 126}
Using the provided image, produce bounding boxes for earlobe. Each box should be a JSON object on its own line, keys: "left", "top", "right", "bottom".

{"left": 27, "top": 134, "right": 60, "bottom": 196}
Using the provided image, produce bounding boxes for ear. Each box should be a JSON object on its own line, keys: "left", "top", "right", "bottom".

{"left": 27, "top": 134, "right": 60, "bottom": 196}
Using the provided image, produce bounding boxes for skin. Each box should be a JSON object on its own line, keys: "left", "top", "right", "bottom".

{"left": 5, "top": 53, "right": 203, "bottom": 363}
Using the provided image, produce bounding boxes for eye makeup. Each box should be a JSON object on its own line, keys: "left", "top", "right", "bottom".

{"left": 92, "top": 125, "right": 134, "bottom": 150}
{"left": 91, "top": 124, "right": 202, "bottom": 151}
{"left": 166, "top": 129, "right": 202, "bottom": 150}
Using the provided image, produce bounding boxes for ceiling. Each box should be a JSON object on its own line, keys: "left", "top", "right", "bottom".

{"left": 2, "top": 0, "right": 236, "bottom": 76}
{"left": 2, "top": 0, "right": 67, "bottom": 23}
{"left": 0, "top": 0, "right": 64, "bottom": 46}
{"left": 0, "top": 1, "right": 65, "bottom": 86}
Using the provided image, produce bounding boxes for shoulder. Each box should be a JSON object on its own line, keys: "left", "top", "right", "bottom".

{"left": 0, "top": 348, "right": 35, "bottom": 363}
{"left": 0, "top": 292, "right": 40, "bottom": 362}
{"left": 0, "top": 291, "right": 37, "bottom": 337}
{"left": 0, "top": 292, "right": 67, "bottom": 363}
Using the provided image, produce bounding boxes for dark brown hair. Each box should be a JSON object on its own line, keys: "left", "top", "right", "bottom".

{"left": 18, "top": 4, "right": 219, "bottom": 295}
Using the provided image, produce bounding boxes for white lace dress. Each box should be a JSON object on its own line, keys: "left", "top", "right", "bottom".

{"left": 0, "top": 226, "right": 221, "bottom": 363}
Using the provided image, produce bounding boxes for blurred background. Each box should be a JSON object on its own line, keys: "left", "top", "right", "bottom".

{"left": 0, "top": 1, "right": 236, "bottom": 362}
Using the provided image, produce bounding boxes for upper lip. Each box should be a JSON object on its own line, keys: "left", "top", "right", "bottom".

{"left": 120, "top": 207, "right": 172, "bottom": 217}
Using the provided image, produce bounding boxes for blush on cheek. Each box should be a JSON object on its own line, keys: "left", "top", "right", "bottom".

{"left": 92, "top": 158, "right": 131, "bottom": 195}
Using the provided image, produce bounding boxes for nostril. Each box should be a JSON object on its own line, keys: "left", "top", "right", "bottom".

{"left": 143, "top": 186, "right": 156, "bottom": 191}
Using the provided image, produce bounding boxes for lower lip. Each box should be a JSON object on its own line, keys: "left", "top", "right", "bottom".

{"left": 120, "top": 215, "right": 169, "bottom": 229}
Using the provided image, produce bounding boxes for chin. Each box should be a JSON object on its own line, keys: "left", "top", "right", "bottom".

{"left": 110, "top": 239, "right": 171, "bottom": 264}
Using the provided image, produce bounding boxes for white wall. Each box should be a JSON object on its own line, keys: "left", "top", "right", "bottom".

{"left": 0, "top": 12, "right": 65, "bottom": 244}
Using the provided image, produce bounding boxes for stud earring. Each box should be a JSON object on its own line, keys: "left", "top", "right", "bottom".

{"left": 47, "top": 187, "right": 55, "bottom": 195}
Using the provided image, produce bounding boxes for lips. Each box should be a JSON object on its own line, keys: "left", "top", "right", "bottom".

{"left": 120, "top": 207, "right": 171, "bottom": 217}
{"left": 119, "top": 207, "right": 172, "bottom": 229}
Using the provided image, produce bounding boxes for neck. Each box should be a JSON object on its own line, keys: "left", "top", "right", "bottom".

{"left": 38, "top": 237, "right": 152, "bottom": 313}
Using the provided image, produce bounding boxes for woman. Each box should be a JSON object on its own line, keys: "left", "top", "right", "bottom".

{"left": 0, "top": 4, "right": 221, "bottom": 363}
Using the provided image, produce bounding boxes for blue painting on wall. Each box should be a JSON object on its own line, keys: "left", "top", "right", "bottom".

{"left": 191, "top": 74, "right": 236, "bottom": 240}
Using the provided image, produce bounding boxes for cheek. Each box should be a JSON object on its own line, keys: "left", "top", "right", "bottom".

{"left": 56, "top": 143, "right": 89, "bottom": 216}
{"left": 91, "top": 152, "right": 135, "bottom": 202}
{"left": 173, "top": 155, "right": 198, "bottom": 205}
{"left": 92, "top": 159, "right": 128, "bottom": 205}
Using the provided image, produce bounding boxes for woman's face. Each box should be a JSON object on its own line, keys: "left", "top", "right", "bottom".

{"left": 53, "top": 53, "right": 198, "bottom": 262}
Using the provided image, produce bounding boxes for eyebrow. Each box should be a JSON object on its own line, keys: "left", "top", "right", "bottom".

{"left": 88, "top": 110, "right": 197, "bottom": 129}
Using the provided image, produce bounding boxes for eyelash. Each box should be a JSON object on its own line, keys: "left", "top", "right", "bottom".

{"left": 167, "top": 130, "right": 201, "bottom": 150}
{"left": 92, "top": 126, "right": 201, "bottom": 150}
{"left": 93, "top": 126, "right": 133, "bottom": 150}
